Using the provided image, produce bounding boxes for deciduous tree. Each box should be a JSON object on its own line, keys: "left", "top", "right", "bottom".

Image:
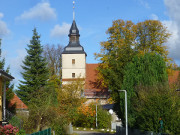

{"left": 95, "top": 19, "right": 136, "bottom": 91}
{"left": 43, "top": 44, "right": 63, "bottom": 77}
{"left": 121, "top": 53, "right": 168, "bottom": 127}
{"left": 95, "top": 20, "right": 171, "bottom": 127}
{"left": 134, "top": 84, "right": 179, "bottom": 134}
{"left": 135, "top": 20, "right": 170, "bottom": 62}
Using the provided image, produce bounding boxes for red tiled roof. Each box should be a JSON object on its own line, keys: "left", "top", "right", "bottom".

{"left": 9, "top": 94, "right": 28, "bottom": 109}
{"left": 85, "top": 63, "right": 109, "bottom": 98}
{"left": 168, "top": 70, "right": 179, "bottom": 85}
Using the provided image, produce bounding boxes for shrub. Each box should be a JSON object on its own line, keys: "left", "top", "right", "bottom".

{"left": 16, "top": 129, "right": 26, "bottom": 135}
{"left": 74, "top": 103, "right": 96, "bottom": 128}
{"left": 97, "top": 106, "right": 111, "bottom": 129}
{"left": 0, "top": 124, "right": 19, "bottom": 135}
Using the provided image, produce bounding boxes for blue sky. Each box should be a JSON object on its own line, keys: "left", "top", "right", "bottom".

{"left": 0, "top": 0, "right": 179, "bottom": 88}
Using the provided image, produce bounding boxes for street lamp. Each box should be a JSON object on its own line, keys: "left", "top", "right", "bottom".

{"left": 96, "top": 103, "right": 97, "bottom": 128}
{"left": 118, "top": 90, "right": 128, "bottom": 135}
{"left": 108, "top": 90, "right": 128, "bottom": 135}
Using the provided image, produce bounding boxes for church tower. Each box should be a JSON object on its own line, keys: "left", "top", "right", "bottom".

{"left": 62, "top": 2, "right": 86, "bottom": 84}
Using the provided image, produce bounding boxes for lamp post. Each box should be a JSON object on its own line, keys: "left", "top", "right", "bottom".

{"left": 118, "top": 90, "right": 128, "bottom": 135}
{"left": 96, "top": 103, "right": 97, "bottom": 128}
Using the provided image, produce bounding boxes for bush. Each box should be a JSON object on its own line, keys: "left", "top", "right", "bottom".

{"left": 52, "top": 123, "right": 65, "bottom": 135}
{"left": 97, "top": 106, "right": 111, "bottom": 129}
{"left": 0, "top": 124, "right": 19, "bottom": 135}
{"left": 73, "top": 103, "right": 96, "bottom": 128}
{"left": 16, "top": 129, "right": 26, "bottom": 135}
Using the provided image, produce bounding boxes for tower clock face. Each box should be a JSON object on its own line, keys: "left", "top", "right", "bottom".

{"left": 72, "top": 30, "right": 76, "bottom": 33}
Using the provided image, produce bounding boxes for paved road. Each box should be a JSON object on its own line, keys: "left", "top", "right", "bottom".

{"left": 74, "top": 131, "right": 115, "bottom": 135}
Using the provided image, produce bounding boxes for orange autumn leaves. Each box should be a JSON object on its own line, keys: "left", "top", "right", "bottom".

{"left": 78, "top": 103, "right": 96, "bottom": 117}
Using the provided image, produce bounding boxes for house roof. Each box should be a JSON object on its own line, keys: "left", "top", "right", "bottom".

{"left": 85, "top": 63, "right": 109, "bottom": 99}
{"left": 0, "top": 69, "right": 14, "bottom": 81}
{"left": 168, "top": 70, "right": 179, "bottom": 85}
{"left": 9, "top": 94, "right": 28, "bottom": 109}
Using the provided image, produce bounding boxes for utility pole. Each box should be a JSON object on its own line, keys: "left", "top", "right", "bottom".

{"left": 118, "top": 90, "right": 128, "bottom": 135}
{"left": 96, "top": 103, "right": 97, "bottom": 128}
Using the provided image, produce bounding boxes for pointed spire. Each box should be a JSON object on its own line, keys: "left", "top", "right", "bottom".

{"left": 73, "top": 1, "right": 75, "bottom": 21}
{"left": 68, "top": 20, "right": 80, "bottom": 37}
{"left": 61, "top": 1, "right": 86, "bottom": 56}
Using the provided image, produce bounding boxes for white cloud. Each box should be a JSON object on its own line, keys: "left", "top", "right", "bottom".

{"left": 6, "top": 38, "right": 29, "bottom": 88}
{"left": 162, "top": 20, "right": 180, "bottom": 59}
{"left": 0, "top": 13, "right": 4, "bottom": 19}
{"left": 164, "top": 0, "right": 180, "bottom": 23}
{"left": 151, "top": 14, "right": 159, "bottom": 20}
{"left": 137, "top": 0, "right": 150, "bottom": 9}
{"left": 0, "top": 12, "right": 10, "bottom": 38}
{"left": 50, "top": 23, "right": 71, "bottom": 38}
{"left": 0, "top": 21, "right": 10, "bottom": 37}
{"left": 163, "top": 0, "right": 180, "bottom": 63}
{"left": 16, "top": 2, "right": 56, "bottom": 21}
{"left": 9, "top": 49, "right": 27, "bottom": 89}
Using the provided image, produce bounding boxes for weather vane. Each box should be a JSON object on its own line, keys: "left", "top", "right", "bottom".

{"left": 73, "top": 1, "right": 75, "bottom": 20}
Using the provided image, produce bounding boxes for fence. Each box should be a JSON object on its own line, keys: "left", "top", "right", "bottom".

{"left": 29, "top": 128, "right": 51, "bottom": 135}
{"left": 116, "top": 126, "right": 169, "bottom": 135}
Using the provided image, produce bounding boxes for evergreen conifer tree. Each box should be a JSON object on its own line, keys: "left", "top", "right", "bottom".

{"left": 16, "top": 28, "right": 49, "bottom": 105}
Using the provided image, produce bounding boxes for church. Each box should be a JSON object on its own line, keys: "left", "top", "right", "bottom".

{"left": 61, "top": 18, "right": 109, "bottom": 104}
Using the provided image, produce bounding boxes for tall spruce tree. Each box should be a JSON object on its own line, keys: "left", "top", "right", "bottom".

{"left": 16, "top": 28, "right": 49, "bottom": 105}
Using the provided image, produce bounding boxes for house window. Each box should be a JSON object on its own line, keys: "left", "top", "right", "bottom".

{"left": 72, "top": 73, "right": 75, "bottom": 78}
{"left": 72, "top": 59, "right": 75, "bottom": 64}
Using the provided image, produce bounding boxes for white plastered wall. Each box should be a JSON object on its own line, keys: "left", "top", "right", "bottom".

{"left": 62, "top": 53, "right": 86, "bottom": 79}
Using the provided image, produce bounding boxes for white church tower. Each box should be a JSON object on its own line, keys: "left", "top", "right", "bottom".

{"left": 62, "top": 2, "right": 86, "bottom": 84}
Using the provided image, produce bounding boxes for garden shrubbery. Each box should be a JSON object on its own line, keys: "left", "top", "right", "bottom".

{"left": 97, "top": 106, "right": 111, "bottom": 129}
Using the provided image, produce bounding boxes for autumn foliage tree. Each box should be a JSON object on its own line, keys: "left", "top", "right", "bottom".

{"left": 95, "top": 19, "right": 172, "bottom": 130}
{"left": 51, "top": 78, "right": 85, "bottom": 132}
{"left": 74, "top": 103, "right": 96, "bottom": 128}
{"left": 95, "top": 19, "right": 170, "bottom": 91}
{"left": 95, "top": 20, "right": 136, "bottom": 91}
